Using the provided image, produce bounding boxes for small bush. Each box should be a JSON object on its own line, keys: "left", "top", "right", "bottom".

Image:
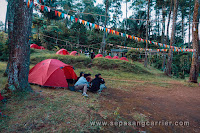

{"left": 126, "top": 49, "right": 144, "bottom": 61}
{"left": 0, "top": 32, "right": 8, "bottom": 61}
{"left": 0, "top": 42, "right": 8, "bottom": 61}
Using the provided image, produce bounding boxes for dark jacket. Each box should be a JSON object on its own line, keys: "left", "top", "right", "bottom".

{"left": 91, "top": 52, "right": 95, "bottom": 59}
{"left": 90, "top": 78, "right": 105, "bottom": 92}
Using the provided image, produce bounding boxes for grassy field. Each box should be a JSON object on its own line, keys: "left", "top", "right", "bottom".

{"left": 0, "top": 50, "right": 199, "bottom": 132}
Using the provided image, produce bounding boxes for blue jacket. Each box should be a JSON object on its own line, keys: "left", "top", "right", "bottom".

{"left": 74, "top": 77, "right": 90, "bottom": 87}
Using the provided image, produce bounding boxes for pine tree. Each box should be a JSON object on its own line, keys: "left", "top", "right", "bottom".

{"left": 144, "top": 0, "right": 150, "bottom": 67}
{"left": 165, "top": 0, "right": 178, "bottom": 76}
{"left": 189, "top": 0, "right": 199, "bottom": 83}
{"left": 7, "top": 0, "right": 33, "bottom": 91}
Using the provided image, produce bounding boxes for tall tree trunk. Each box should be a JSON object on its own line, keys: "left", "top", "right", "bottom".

{"left": 123, "top": 0, "right": 128, "bottom": 46}
{"left": 161, "top": 4, "right": 165, "bottom": 44}
{"left": 101, "top": 0, "right": 108, "bottom": 56}
{"left": 188, "top": 0, "right": 191, "bottom": 48}
{"left": 157, "top": 11, "right": 160, "bottom": 37}
{"left": 181, "top": 13, "right": 185, "bottom": 42}
{"left": 4, "top": 1, "right": 8, "bottom": 33}
{"left": 189, "top": 0, "right": 199, "bottom": 83}
{"left": 8, "top": 0, "right": 33, "bottom": 91}
{"left": 166, "top": 0, "right": 173, "bottom": 45}
{"left": 144, "top": 0, "right": 150, "bottom": 67}
{"left": 114, "top": 0, "right": 118, "bottom": 30}
{"left": 162, "top": 53, "right": 166, "bottom": 71}
{"left": 4, "top": 0, "right": 15, "bottom": 76}
{"left": 165, "top": 0, "right": 178, "bottom": 76}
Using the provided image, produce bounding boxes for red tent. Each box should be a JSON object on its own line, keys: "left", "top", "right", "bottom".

{"left": 56, "top": 49, "right": 69, "bottom": 55}
{"left": 28, "top": 59, "right": 77, "bottom": 88}
{"left": 0, "top": 93, "right": 4, "bottom": 101}
{"left": 112, "top": 56, "right": 119, "bottom": 59}
{"left": 120, "top": 57, "right": 129, "bottom": 61}
{"left": 70, "top": 51, "right": 80, "bottom": 56}
{"left": 30, "top": 44, "right": 45, "bottom": 50}
{"left": 39, "top": 46, "right": 45, "bottom": 50}
{"left": 30, "top": 44, "right": 40, "bottom": 49}
{"left": 95, "top": 54, "right": 103, "bottom": 58}
{"left": 105, "top": 55, "right": 112, "bottom": 59}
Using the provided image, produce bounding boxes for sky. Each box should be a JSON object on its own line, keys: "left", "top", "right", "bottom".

{"left": 0, "top": 0, "right": 7, "bottom": 24}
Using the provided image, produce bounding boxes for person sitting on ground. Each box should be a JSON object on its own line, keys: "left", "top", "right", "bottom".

{"left": 74, "top": 74, "right": 90, "bottom": 97}
{"left": 90, "top": 74, "right": 107, "bottom": 93}
{"left": 77, "top": 72, "right": 84, "bottom": 81}
{"left": 86, "top": 73, "right": 92, "bottom": 83}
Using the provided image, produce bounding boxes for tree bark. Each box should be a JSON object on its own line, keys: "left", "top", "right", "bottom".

{"left": 181, "top": 12, "right": 184, "bottom": 42}
{"left": 188, "top": 0, "right": 191, "bottom": 48}
{"left": 161, "top": 4, "right": 165, "bottom": 44}
{"left": 101, "top": 0, "right": 108, "bottom": 56}
{"left": 165, "top": 0, "right": 178, "bottom": 76}
{"left": 189, "top": 0, "right": 199, "bottom": 83}
{"left": 144, "top": 0, "right": 150, "bottom": 67}
{"left": 166, "top": 0, "right": 173, "bottom": 45}
{"left": 123, "top": 0, "right": 128, "bottom": 46}
{"left": 4, "top": 1, "right": 8, "bottom": 33}
{"left": 4, "top": 0, "right": 15, "bottom": 76}
{"left": 8, "top": 0, "right": 33, "bottom": 91}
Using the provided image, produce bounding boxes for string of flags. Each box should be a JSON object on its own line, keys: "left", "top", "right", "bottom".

{"left": 24, "top": 0, "right": 195, "bottom": 53}
{"left": 114, "top": 45, "right": 195, "bottom": 52}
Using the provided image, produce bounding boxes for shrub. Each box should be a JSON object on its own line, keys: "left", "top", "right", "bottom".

{"left": 0, "top": 32, "right": 8, "bottom": 61}
{"left": 126, "top": 49, "right": 144, "bottom": 61}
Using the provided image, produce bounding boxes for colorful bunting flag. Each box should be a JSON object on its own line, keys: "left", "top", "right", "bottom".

{"left": 70, "top": 16, "right": 74, "bottom": 21}
{"left": 58, "top": 12, "right": 61, "bottom": 17}
{"left": 41, "top": 5, "right": 44, "bottom": 11}
{"left": 28, "top": 2, "right": 194, "bottom": 53}
{"left": 55, "top": 10, "right": 58, "bottom": 16}
{"left": 82, "top": 20, "right": 85, "bottom": 25}
{"left": 75, "top": 18, "right": 78, "bottom": 22}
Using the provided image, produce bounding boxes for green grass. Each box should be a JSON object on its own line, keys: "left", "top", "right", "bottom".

{"left": 30, "top": 49, "right": 151, "bottom": 74}
{"left": 92, "top": 58, "right": 150, "bottom": 74}
{"left": 0, "top": 88, "right": 103, "bottom": 132}
{"left": 0, "top": 50, "right": 194, "bottom": 132}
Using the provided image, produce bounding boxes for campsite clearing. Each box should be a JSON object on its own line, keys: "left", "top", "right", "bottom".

{"left": 0, "top": 60, "right": 200, "bottom": 132}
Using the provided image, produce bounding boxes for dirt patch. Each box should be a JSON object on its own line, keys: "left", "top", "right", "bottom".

{"left": 100, "top": 82, "right": 200, "bottom": 133}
